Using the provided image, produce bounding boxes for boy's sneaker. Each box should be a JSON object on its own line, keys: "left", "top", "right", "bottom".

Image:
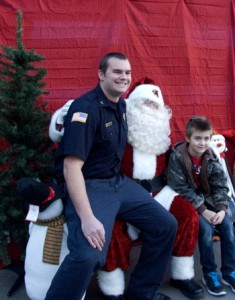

{"left": 202, "top": 272, "right": 226, "bottom": 296}
{"left": 222, "top": 271, "right": 235, "bottom": 293}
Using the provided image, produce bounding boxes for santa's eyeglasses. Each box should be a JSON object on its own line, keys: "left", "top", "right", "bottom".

{"left": 143, "top": 100, "right": 159, "bottom": 109}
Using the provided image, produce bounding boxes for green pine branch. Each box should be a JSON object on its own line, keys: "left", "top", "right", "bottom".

{"left": 0, "top": 10, "right": 55, "bottom": 263}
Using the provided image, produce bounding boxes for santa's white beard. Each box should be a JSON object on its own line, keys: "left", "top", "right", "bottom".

{"left": 126, "top": 99, "right": 171, "bottom": 155}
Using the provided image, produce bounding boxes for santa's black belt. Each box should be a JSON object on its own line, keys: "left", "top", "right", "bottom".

{"left": 133, "top": 174, "right": 167, "bottom": 193}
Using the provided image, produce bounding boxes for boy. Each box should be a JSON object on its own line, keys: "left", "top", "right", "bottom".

{"left": 167, "top": 115, "right": 235, "bottom": 296}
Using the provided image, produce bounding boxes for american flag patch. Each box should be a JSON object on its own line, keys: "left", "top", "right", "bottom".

{"left": 71, "top": 112, "right": 88, "bottom": 123}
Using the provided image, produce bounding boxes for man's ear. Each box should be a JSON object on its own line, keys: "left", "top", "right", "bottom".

{"left": 186, "top": 135, "right": 190, "bottom": 143}
{"left": 98, "top": 69, "right": 104, "bottom": 81}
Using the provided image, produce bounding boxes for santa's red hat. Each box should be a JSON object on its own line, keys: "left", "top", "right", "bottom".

{"left": 123, "top": 77, "right": 155, "bottom": 99}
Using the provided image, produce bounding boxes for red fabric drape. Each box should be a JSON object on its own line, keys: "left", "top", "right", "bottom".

{"left": 0, "top": 0, "right": 234, "bottom": 144}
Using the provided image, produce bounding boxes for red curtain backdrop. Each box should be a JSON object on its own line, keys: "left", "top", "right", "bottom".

{"left": 0, "top": 0, "right": 235, "bottom": 144}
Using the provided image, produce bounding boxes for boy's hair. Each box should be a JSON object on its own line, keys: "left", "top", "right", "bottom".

{"left": 186, "top": 116, "right": 212, "bottom": 138}
{"left": 99, "top": 52, "right": 129, "bottom": 74}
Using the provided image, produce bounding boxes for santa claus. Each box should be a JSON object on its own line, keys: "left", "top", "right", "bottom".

{"left": 49, "top": 79, "right": 204, "bottom": 299}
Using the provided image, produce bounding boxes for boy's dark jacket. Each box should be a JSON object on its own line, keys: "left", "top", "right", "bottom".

{"left": 167, "top": 141, "right": 230, "bottom": 214}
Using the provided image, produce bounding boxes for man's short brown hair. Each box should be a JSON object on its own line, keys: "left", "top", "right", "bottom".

{"left": 99, "top": 52, "right": 129, "bottom": 74}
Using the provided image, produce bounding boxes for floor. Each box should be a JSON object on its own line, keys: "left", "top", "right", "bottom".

{"left": 1, "top": 242, "right": 234, "bottom": 300}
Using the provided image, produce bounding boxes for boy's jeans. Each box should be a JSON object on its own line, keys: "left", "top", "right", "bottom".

{"left": 198, "top": 213, "right": 235, "bottom": 275}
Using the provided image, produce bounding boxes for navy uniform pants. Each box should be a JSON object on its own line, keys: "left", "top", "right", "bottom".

{"left": 45, "top": 174, "right": 177, "bottom": 300}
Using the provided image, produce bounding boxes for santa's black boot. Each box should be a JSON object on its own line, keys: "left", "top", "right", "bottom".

{"left": 170, "top": 256, "right": 204, "bottom": 299}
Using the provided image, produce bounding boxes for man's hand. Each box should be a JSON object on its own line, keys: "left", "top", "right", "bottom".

{"left": 81, "top": 215, "right": 105, "bottom": 251}
{"left": 211, "top": 210, "right": 225, "bottom": 225}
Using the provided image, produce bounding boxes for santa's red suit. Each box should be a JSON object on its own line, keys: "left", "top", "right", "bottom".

{"left": 49, "top": 80, "right": 202, "bottom": 300}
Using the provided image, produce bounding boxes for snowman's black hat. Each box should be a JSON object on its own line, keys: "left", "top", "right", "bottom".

{"left": 17, "top": 177, "right": 64, "bottom": 212}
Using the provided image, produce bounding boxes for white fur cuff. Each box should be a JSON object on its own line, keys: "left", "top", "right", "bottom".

{"left": 171, "top": 256, "right": 194, "bottom": 280}
{"left": 154, "top": 185, "right": 178, "bottom": 211}
{"left": 97, "top": 268, "right": 125, "bottom": 296}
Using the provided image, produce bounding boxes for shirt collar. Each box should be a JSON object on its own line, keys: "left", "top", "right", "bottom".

{"left": 95, "top": 84, "right": 120, "bottom": 110}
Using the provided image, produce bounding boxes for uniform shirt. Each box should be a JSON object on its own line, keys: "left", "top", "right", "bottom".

{"left": 54, "top": 85, "right": 128, "bottom": 181}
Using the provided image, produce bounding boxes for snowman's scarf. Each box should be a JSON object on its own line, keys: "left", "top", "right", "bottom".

{"left": 35, "top": 215, "right": 65, "bottom": 265}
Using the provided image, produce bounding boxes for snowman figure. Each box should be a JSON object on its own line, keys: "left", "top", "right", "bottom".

{"left": 17, "top": 178, "right": 86, "bottom": 300}
{"left": 210, "top": 134, "right": 235, "bottom": 221}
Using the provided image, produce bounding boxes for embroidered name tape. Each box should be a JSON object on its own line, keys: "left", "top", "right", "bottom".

{"left": 71, "top": 112, "right": 88, "bottom": 123}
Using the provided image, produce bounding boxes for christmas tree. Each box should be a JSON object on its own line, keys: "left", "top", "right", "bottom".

{"left": 0, "top": 10, "right": 54, "bottom": 263}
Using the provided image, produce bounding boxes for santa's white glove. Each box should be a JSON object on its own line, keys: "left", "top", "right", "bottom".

{"left": 56, "top": 99, "right": 74, "bottom": 125}
{"left": 49, "top": 99, "right": 74, "bottom": 142}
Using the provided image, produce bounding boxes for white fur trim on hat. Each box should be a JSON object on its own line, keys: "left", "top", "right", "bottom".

{"left": 128, "top": 84, "right": 164, "bottom": 107}
{"left": 171, "top": 256, "right": 194, "bottom": 280}
{"left": 133, "top": 148, "right": 156, "bottom": 180}
{"left": 154, "top": 185, "right": 178, "bottom": 211}
{"left": 98, "top": 268, "right": 125, "bottom": 296}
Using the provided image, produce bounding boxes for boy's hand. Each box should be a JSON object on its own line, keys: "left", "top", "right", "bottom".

{"left": 211, "top": 210, "right": 225, "bottom": 225}
{"left": 202, "top": 209, "right": 216, "bottom": 223}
